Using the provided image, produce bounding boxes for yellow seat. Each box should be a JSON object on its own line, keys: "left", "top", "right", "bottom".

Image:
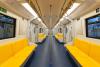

{"left": 73, "top": 38, "right": 91, "bottom": 55}
{"left": 12, "top": 38, "right": 28, "bottom": 54}
{"left": 0, "top": 45, "right": 36, "bottom": 67}
{"left": 0, "top": 43, "right": 13, "bottom": 65}
{"left": 38, "top": 33, "right": 46, "bottom": 42}
{"left": 55, "top": 33, "right": 63, "bottom": 42}
{"left": 65, "top": 37, "right": 100, "bottom": 67}
{"left": 89, "top": 44, "right": 100, "bottom": 63}
{"left": 65, "top": 45, "right": 100, "bottom": 67}
{"left": 0, "top": 38, "right": 37, "bottom": 67}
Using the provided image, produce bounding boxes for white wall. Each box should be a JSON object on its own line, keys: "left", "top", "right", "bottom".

{"left": 73, "top": 19, "right": 84, "bottom": 36}
{"left": 65, "top": 23, "right": 73, "bottom": 43}
{"left": 28, "top": 22, "right": 36, "bottom": 42}
{"left": 19, "top": 19, "right": 28, "bottom": 36}
{"left": 44, "top": 28, "right": 48, "bottom": 35}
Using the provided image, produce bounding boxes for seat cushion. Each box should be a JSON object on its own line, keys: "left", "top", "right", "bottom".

{"left": 89, "top": 44, "right": 100, "bottom": 63}
{"left": 65, "top": 45, "right": 100, "bottom": 67}
{"left": 55, "top": 33, "right": 63, "bottom": 42}
{"left": 55, "top": 33, "right": 63, "bottom": 40}
{"left": 38, "top": 33, "right": 46, "bottom": 41}
{"left": 12, "top": 38, "right": 29, "bottom": 54}
{"left": 0, "top": 45, "right": 36, "bottom": 67}
{"left": 0, "top": 43, "right": 13, "bottom": 65}
{"left": 73, "top": 38, "right": 91, "bottom": 55}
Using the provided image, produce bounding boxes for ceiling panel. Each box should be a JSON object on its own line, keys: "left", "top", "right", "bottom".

{"left": 69, "top": 0, "right": 100, "bottom": 19}
{"left": 29, "top": 0, "right": 73, "bottom": 29}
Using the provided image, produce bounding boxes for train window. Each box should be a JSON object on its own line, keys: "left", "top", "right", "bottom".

{"left": 0, "top": 13, "right": 16, "bottom": 39}
{"left": 86, "top": 14, "right": 100, "bottom": 39}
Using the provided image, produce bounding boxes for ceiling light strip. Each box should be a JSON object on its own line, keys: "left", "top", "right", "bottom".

{"left": 64, "top": 3, "right": 80, "bottom": 17}
{"left": 22, "top": 3, "right": 38, "bottom": 17}
{"left": 67, "top": 3, "right": 80, "bottom": 15}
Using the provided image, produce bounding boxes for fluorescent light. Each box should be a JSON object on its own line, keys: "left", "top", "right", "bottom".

{"left": 22, "top": 3, "right": 47, "bottom": 28}
{"left": 54, "top": 18, "right": 64, "bottom": 29}
{"left": 37, "top": 18, "right": 47, "bottom": 28}
{"left": 22, "top": 3, "right": 38, "bottom": 17}
{"left": 60, "top": 18, "right": 64, "bottom": 21}
{"left": 38, "top": 18, "right": 42, "bottom": 22}
{"left": 38, "top": 19, "right": 47, "bottom": 28}
{"left": 42, "top": 22, "right": 47, "bottom": 28}
{"left": 54, "top": 21, "right": 60, "bottom": 29}
{"left": 65, "top": 3, "right": 80, "bottom": 16}
{"left": 54, "top": 3, "right": 80, "bottom": 29}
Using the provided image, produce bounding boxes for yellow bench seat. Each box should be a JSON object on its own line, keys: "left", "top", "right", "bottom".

{"left": 38, "top": 33, "right": 46, "bottom": 42}
{"left": 55, "top": 33, "right": 64, "bottom": 42}
{"left": 0, "top": 45, "right": 36, "bottom": 67}
{"left": 65, "top": 45, "right": 100, "bottom": 67}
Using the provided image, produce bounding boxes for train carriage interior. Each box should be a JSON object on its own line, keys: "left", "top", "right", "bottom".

{"left": 0, "top": 0, "right": 100, "bottom": 67}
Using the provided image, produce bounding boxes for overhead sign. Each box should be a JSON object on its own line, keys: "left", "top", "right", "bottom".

{"left": 0, "top": 7, "right": 7, "bottom": 13}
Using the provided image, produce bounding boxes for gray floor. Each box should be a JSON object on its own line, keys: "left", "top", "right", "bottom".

{"left": 26, "top": 36, "right": 76, "bottom": 67}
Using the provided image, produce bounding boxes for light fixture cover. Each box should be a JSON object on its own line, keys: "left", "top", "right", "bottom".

{"left": 64, "top": 3, "right": 80, "bottom": 16}
{"left": 22, "top": 3, "right": 38, "bottom": 17}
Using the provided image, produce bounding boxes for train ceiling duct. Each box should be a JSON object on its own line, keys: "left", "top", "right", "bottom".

{"left": 28, "top": 0, "right": 75, "bottom": 29}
